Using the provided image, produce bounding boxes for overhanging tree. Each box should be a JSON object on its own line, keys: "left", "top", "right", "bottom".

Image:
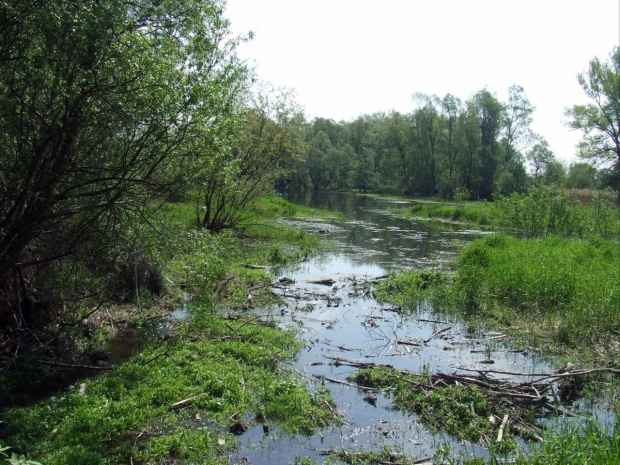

{"left": 0, "top": 0, "right": 247, "bottom": 327}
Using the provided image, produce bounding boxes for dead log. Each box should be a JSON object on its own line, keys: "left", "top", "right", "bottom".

{"left": 171, "top": 393, "right": 206, "bottom": 409}
{"left": 244, "top": 264, "right": 269, "bottom": 270}
{"left": 496, "top": 414, "right": 509, "bottom": 443}
{"left": 37, "top": 360, "right": 113, "bottom": 371}
{"left": 397, "top": 339, "right": 421, "bottom": 347}
{"left": 325, "top": 355, "right": 393, "bottom": 369}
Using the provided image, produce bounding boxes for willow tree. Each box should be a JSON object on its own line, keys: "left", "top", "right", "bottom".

{"left": 197, "top": 86, "right": 305, "bottom": 232}
{"left": 0, "top": 0, "right": 247, "bottom": 329}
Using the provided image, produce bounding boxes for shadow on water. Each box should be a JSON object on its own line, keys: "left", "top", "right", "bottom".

{"left": 230, "top": 191, "right": 600, "bottom": 464}
{"left": 1, "top": 326, "right": 154, "bottom": 409}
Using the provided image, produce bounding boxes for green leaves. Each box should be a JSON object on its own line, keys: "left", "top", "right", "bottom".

{"left": 566, "top": 47, "right": 620, "bottom": 171}
{"left": 0, "top": 0, "right": 249, "bottom": 330}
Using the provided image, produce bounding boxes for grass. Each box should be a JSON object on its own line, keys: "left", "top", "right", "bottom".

{"left": 377, "top": 234, "right": 620, "bottom": 363}
{"left": 452, "top": 416, "right": 620, "bottom": 465}
{"left": 348, "top": 367, "right": 511, "bottom": 447}
{"left": 0, "top": 307, "right": 339, "bottom": 464}
{"left": 406, "top": 201, "right": 493, "bottom": 226}
{"left": 384, "top": 195, "right": 494, "bottom": 227}
{"left": 494, "top": 188, "right": 620, "bottom": 240}
{"left": 249, "top": 194, "right": 339, "bottom": 220}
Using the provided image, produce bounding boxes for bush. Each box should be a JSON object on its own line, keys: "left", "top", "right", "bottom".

{"left": 493, "top": 188, "right": 619, "bottom": 240}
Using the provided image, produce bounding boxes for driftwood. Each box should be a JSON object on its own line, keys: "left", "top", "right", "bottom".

{"left": 397, "top": 339, "right": 421, "bottom": 347}
{"left": 423, "top": 325, "right": 452, "bottom": 343}
{"left": 312, "top": 373, "right": 376, "bottom": 391}
{"left": 324, "top": 355, "right": 393, "bottom": 369}
{"left": 171, "top": 393, "right": 206, "bottom": 409}
{"left": 496, "top": 414, "right": 509, "bottom": 443}
{"left": 323, "top": 355, "right": 606, "bottom": 442}
{"left": 244, "top": 264, "right": 270, "bottom": 270}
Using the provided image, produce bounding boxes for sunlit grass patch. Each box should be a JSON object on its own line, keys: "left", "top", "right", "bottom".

{"left": 408, "top": 202, "right": 493, "bottom": 226}
{"left": 377, "top": 234, "right": 620, "bottom": 362}
{"left": 249, "top": 195, "right": 339, "bottom": 220}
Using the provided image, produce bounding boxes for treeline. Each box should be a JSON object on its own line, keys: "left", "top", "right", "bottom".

{"left": 282, "top": 87, "right": 618, "bottom": 199}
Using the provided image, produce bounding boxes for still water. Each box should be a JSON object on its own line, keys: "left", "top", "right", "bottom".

{"left": 230, "top": 191, "right": 557, "bottom": 464}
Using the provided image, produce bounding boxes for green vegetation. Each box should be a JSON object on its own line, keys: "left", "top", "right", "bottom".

{"left": 565, "top": 47, "right": 620, "bottom": 191}
{"left": 296, "top": 416, "right": 620, "bottom": 465}
{"left": 395, "top": 200, "right": 493, "bottom": 226}
{"left": 0, "top": 2, "right": 618, "bottom": 463}
{"left": 0, "top": 196, "right": 338, "bottom": 464}
{"left": 350, "top": 367, "right": 509, "bottom": 447}
{"left": 446, "top": 415, "right": 620, "bottom": 465}
{"left": 494, "top": 188, "right": 619, "bottom": 239}
{"left": 378, "top": 233, "right": 619, "bottom": 361}
{"left": 0, "top": 308, "right": 338, "bottom": 464}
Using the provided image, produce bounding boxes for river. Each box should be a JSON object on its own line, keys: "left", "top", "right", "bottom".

{"left": 230, "top": 191, "right": 560, "bottom": 464}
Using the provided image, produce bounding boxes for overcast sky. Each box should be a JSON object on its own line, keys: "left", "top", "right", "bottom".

{"left": 225, "top": 0, "right": 619, "bottom": 163}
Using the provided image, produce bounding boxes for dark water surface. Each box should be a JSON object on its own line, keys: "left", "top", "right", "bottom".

{"left": 230, "top": 191, "right": 562, "bottom": 464}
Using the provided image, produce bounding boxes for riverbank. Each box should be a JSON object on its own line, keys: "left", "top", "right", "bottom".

{"left": 0, "top": 196, "right": 340, "bottom": 464}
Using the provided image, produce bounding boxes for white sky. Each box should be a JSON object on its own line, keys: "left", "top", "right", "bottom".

{"left": 224, "top": 0, "right": 620, "bottom": 163}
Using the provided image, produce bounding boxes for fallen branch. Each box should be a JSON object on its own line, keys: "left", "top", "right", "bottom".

{"left": 244, "top": 264, "right": 270, "bottom": 270}
{"left": 37, "top": 360, "right": 113, "bottom": 371}
{"left": 171, "top": 393, "right": 207, "bottom": 409}
{"left": 496, "top": 414, "right": 509, "bottom": 443}
{"left": 312, "top": 373, "right": 376, "bottom": 391}
{"left": 423, "top": 325, "right": 452, "bottom": 344}
{"left": 308, "top": 278, "right": 336, "bottom": 286}
{"left": 324, "top": 355, "right": 394, "bottom": 369}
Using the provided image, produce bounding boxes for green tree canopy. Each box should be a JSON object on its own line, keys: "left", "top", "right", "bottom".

{"left": 0, "top": 0, "right": 247, "bottom": 324}
{"left": 566, "top": 47, "right": 620, "bottom": 175}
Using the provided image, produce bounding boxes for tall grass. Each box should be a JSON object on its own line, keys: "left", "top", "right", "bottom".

{"left": 378, "top": 234, "right": 619, "bottom": 354}
{"left": 410, "top": 203, "right": 493, "bottom": 225}
{"left": 458, "top": 234, "right": 618, "bottom": 347}
{"left": 494, "top": 188, "right": 619, "bottom": 240}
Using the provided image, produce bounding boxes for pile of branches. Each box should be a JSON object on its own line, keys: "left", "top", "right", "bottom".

{"left": 317, "top": 356, "right": 620, "bottom": 445}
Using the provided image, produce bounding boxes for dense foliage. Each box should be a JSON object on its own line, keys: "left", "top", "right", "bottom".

{"left": 286, "top": 87, "right": 537, "bottom": 199}
{"left": 0, "top": 305, "right": 337, "bottom": 464}
{"left": 0, "top": 0, "right": 249, "bottom": 332}
{"left": 566, "top": 46, "right": 620, "bottom": 191}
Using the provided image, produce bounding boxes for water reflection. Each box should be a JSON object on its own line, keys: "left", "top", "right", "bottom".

{"left": 233, "top": 191, "right": 556, "bottom": 464}
{"left": 286, "top": 190, "right": 481, "bottom": 271}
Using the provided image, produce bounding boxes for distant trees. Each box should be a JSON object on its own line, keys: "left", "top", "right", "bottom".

{"left": 526, "top": 140, "right": 566, "bottom": 187}
{"left": 289, "top": 86, "right": 540, "bottom": 199}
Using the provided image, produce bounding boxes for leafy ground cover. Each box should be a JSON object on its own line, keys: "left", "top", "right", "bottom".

{"left": 1, "top": 307, "right": 339, "bottom": 464}
{"left": 368, "top": 190, "right": 620, "bottom": 464}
